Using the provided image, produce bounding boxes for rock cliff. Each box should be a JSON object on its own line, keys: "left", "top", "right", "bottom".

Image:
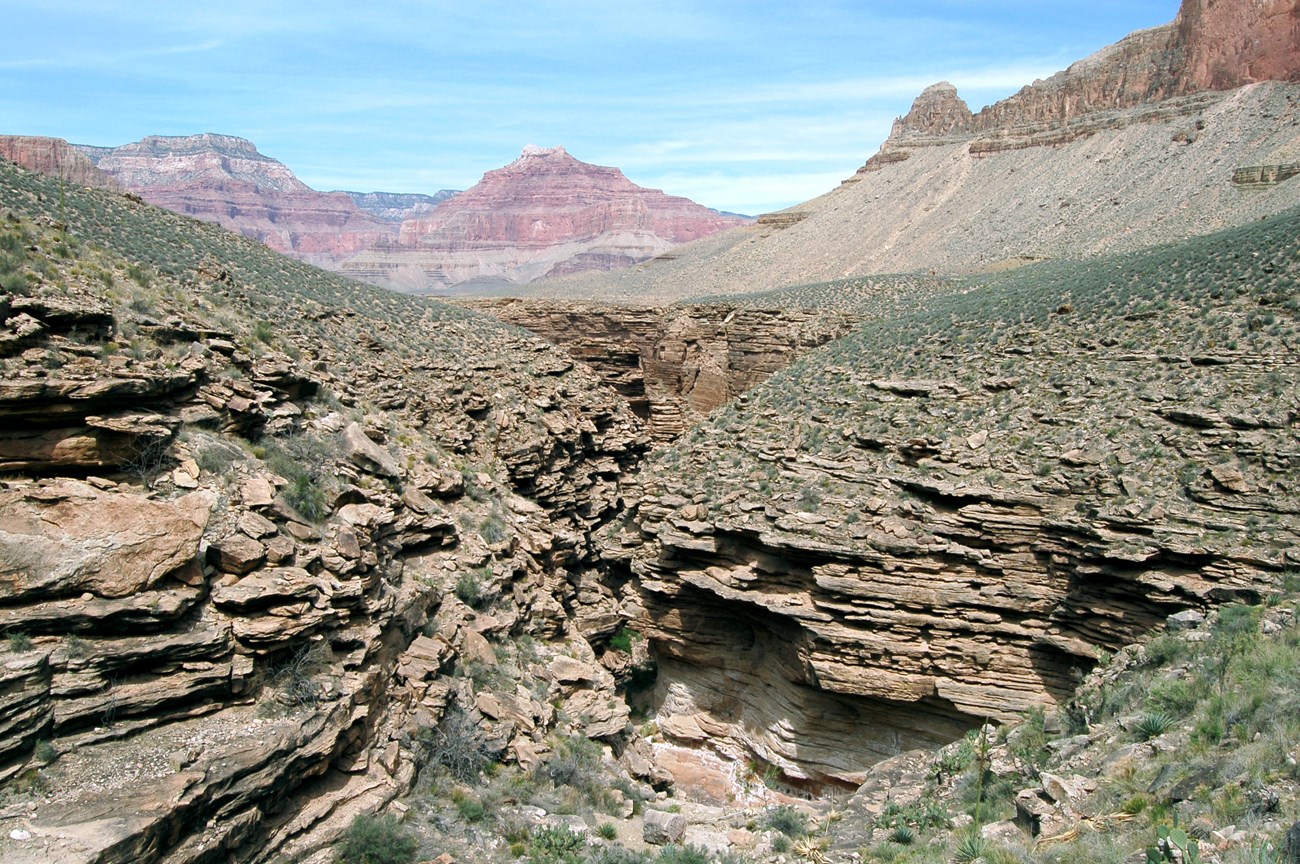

{"left": 340, "top": 146, "right": 749, "bottom": 292}
{"left": 343, "top": 190, "right": 459, "bottom": 222}
{"left": 78, "top": 134, "right": 398, "bottom": 264}
{"left": 0, "top": 137, "right": 119, "bottom": 191}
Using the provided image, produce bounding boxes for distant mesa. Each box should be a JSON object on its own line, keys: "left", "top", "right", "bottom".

{"left": 72, "top": 134, "right": 400, "bottom": 265}
{"left": 338, "top": 145, "right": 751, "bottom": 293}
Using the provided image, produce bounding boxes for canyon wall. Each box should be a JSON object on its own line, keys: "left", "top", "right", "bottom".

{"left": 79, "top": 134, "right": 398, "bottom": 263}
{"left": 0, "top": 136, "right": 120, "bottom": 191}
{"left": 467, "top": 299, "right": 860, "bottom": 441}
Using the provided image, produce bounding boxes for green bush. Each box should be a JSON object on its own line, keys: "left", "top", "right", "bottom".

{"left": 454, "top": 793, "right": 486, "bottom": 823}
{"left": 285, "top": 474, "right": 328, "bottom": 523}
{"left": 334, "top": 813, "right": 418, "bottom": 864}
{"left": 609, "top": 627, "right": 638, "bottom": 654}
{"left": 1135, "top": 712, "right": 1176, "bottom": 741}
{"left": 454, "top": 569, "right": 486, "bottom": 609}
{"left": 654, "top": 846, "right": 711, "bottom": 864}
{"left": 761, "top": 804, "right": 808, "bottom": 837}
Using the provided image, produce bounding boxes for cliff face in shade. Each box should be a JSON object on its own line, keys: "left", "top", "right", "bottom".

{"left": 0, "top": 136, "right": 120, "bottom": 191}
{"left": 339, "top": 146, "right": 750, "bottom": 292}
{"left": 79, "top": 134, "right": 398, "bottom": 263}
{"left": 465, "top": 299, "right": 862, "bottom": 441}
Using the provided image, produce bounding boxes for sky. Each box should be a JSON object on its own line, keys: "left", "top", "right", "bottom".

{"left": 2, "top": 1, "right": 1181, "bottom": 215}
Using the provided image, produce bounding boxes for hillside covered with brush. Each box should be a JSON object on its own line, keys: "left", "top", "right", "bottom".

{"left": 607, "top": 203, "right": 1299, "bottom": 799}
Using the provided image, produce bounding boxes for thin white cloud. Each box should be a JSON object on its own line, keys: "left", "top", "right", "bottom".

{"left": 0, "top": 39, "right": 223, "bottom": 70}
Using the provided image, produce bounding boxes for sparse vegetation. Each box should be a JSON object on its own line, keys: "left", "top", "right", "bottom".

{"left": 334, "top": 813, "right": 419, "bottom": 864}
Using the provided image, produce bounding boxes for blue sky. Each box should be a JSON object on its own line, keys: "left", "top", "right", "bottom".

{"left": 2, "top": 1, "right": 1179, "bottom": 214}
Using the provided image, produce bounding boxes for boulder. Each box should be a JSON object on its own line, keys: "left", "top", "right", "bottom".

{"left": 0, "top": 483, "right": 211, "bottom": 601}
{"left": 643, "top": 809, "right": 687, "bottom": 845}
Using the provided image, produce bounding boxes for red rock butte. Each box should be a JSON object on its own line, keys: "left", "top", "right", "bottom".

{"left": 339, "top": 145, "right": 749, "bottom": 292}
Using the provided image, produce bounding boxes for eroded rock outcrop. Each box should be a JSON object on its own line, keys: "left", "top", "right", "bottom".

{"left": 467, "top": 299, "right": 861, "bottom": 441}
{"left": 604, "top": 207, "right": 1300, "bottom": 788}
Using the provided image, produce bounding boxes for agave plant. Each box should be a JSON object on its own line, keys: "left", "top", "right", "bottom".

{"left": 1135, "top": 711, "right": 1176, "bottom": 741}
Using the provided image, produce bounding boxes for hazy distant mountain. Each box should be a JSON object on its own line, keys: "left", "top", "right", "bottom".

{"left": 337, "top": 145, "right": 751, "bottom": 293}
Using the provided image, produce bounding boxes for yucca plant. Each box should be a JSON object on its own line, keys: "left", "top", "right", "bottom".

{"left": 1135, "top": 711, "right": 1176, "bottom": 741}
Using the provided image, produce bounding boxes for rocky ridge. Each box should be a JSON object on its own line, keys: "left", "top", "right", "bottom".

{"left": 0, "top": 159, "right": 664, "bottom": 863}
{"left": 339, "top": 146, "right": 749, "bottom": 293}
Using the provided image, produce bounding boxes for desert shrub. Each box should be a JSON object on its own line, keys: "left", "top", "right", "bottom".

{"left": 454, "top": 569, "right": 487, "bottom": 609}
{"left": 122, "top": 433, "right": 174, "bottom": 489}
{"left": 285, "top": 474, "right": 328, "bottom": 522}
{"left": 453, "top": 791, "right": 486, "bottom": 823}
{"left": 761, "top": 804, "right": 808, "bottom": 837}
{"left": 527, "top": 825, "right": 585, "bottom": 864}
{"left": 589, "top": 848, "right": 652, "bottom": 864}
{"left": 260, "top": 432, "right": 336, "bottom": 522}
{"left": 534, "top": 735, "right": 602, "bottom": 791}
{"left": 415, "top": 703, "right": 493, "bottom": 784}
{"left": 252, "top": 319, "right": 275, "bottom": 344}
{"left": 478, "top": 513, "right": 508, "bottom": 545}
{"left": 194, "top": 439, "right": 243, "bottom": 476}
{"left": 6, "top": 631, "right": 32, "bottom": 652}
{"left": 655, "top": 846, "right": 711, "bottom": 864}
{"left": 33, "top": 740, "right": 57, "bottom": 765}
{"left": 1147, "top": 678, "right": 1199, "bottom": 717}
{"left": 334, "top": 813, "right": 418, "bottom": 864}
{"left": 266, "top": 641, "right": 332, "bottom": 707}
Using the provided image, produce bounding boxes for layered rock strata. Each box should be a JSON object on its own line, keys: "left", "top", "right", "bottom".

{"left": 604, "top": 209, "right": 1300, "bottom": 788}
{"left": 341, "top": 146, "right": 749, "bottom": 292}
{"left": 0, "top": 161, "right": 651, "bottom": 863}
{"left": 78, "top": 134, "right": 398, "bottom": 264}
{"left": 466, "top": 299, "right": 860, "bottom": 441}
